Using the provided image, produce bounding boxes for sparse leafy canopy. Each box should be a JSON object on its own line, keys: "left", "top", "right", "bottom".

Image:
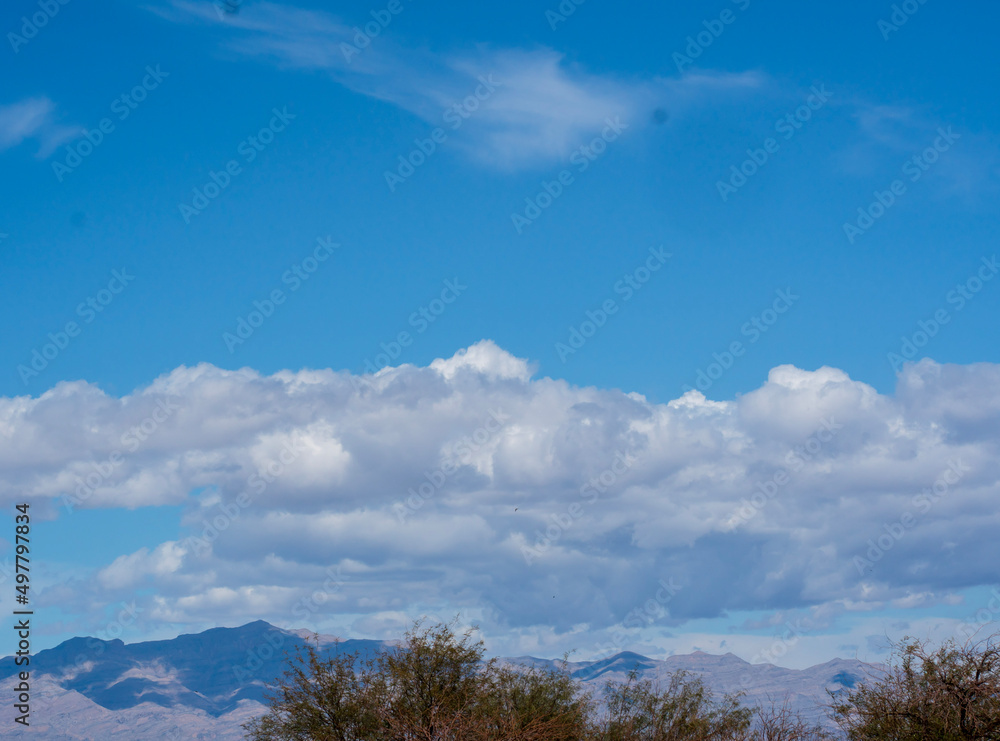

{"left": 596, "top": 669, "right": 752, "bottom": 741}
{"left": 246, "top": 618, "right": 844, "bottom": 740}
{"left": 832, "top": 634, "right": 1000, "bottom": 741}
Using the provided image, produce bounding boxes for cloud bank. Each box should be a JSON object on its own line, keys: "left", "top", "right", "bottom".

{"left": 5, "top": 341, "right": 1000, "bottom": 657}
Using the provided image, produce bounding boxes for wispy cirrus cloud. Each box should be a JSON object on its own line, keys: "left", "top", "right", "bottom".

{"left": 0, "top": 96, "right": 80, "bottom": 157}
{"left": 829, "top": 99, "right": 1000, "bottom": 198}
{"left": 151, "top": 0, "right": 765, "bottom": 169}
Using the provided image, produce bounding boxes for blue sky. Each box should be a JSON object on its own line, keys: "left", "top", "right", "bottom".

{"left": 1, "top": 0, "right": 1000, "bottom": 666}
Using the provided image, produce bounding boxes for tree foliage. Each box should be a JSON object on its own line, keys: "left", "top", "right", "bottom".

{"left": 832, "top": 634, "right": 1000, "bottom": 741}
{"left": 596, "top": 669, "right": 751, "bottom": 741}
{"left": 244, "top": 618, "right": 848, "bottom": 740}
{"left": 244, "top": 619, "right": 592, "bottom": 741}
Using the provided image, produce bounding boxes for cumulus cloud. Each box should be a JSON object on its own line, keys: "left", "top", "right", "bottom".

{"left": 153, "top": 0, "right": 763, "bottom": 169}
{"left": 98, "top": 541, "right": 186, "bottom": 590}
{"left": 5, "top": 341, "right": 1000, "bottom": 658}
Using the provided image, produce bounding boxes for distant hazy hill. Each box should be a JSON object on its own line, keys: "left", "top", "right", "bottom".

{"left": 0, "top": 621, "right": 869, "bottom": 739}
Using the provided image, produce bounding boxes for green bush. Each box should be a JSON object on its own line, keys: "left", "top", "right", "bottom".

{"left": 244, "top": 619, "right": 841, "bottom": 740}
{"left": 832, "top": 634, "right": 1000, "bottom": 741}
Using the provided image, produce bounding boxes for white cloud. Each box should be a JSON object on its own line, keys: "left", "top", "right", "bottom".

{"left": 834, "top": 100, "right": 1000, "bottom": 197}
{"left": 97, "top": 541, "right": 187, "bottom": 590}
{"left": 7, "top": 342, "right": 1000, "bottom": 661}
{"left": 0, "top": 97, "right": 80, "bottom": 157}
{"left": 154, "top": 0, "right": 764, "bottom": 169}
{"left": 430, "top": 339, "right": 533, "bottom": 381}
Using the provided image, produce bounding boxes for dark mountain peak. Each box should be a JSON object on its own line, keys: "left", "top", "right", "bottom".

{"left": 609, "top": 650, "right": 651, "bottom": 661}
{"left": 53, "top": 635, "right": 125, "bottom": 653}
{"left": 243, "top": 619, "right": 274, "bottom": 627}
{"left": 0, "top": 635, "right": 126, "bottom": 676}
{"left": 691, "top": 650, "right": 745, "bottom": 663}
{"left": 171, "top": 619, "right": 283, "bottom": 643}
{"left": 571, "top": 650, "right": 658, "bottom": 681}
{"left": 0, "top": 621, "right": 874, "bottom": 734}
{"left": 0, "top": 621, "right": 393, "bottom": 718}
{"left": 232, "top": 619, "right": 279, "bottom": 632}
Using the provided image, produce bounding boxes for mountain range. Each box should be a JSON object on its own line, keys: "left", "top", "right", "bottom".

{"left": 0, "top": 621, "right": 871, "bottom": 739}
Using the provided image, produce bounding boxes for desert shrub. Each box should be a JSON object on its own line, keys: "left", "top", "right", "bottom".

{"left": 832, "top": 633, "right": 1000, "bottom": 741}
